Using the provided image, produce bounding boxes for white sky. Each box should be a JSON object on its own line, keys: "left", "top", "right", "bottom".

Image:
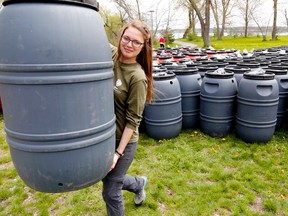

{"left": 97, "top": 0, "right": 288, "bottom": 30}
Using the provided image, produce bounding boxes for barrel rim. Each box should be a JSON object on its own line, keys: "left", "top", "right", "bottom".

{"left": 243, "top": 71, "right": 275, "bottom": 80}
{"left": 2, "top": 0, "right": 99, "bottom": 11}
{"left": 152, "top": 71, "right": 176, "bottom": 80}
{"left": 172, "top": 68, "right": 199, "bottom": 75}
{"left": 224, "top": 65, "right": 251, "bottom": 73}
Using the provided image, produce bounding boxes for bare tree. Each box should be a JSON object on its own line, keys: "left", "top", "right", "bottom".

{"left": 112, "top": 0, "right": 134, "bottom": 22}
{"left": 250, "top": 10, "right": 272, "bottom": 41}
{"left": 211, "top": 0, "right": 220, "bottom": 39}
{"left": 189, "top": 0, "right": 211, "bottom": 47}
{"left": 109, "top": 0, "right": 177, "bottom": 46}
{"left": 285, "top": 9, "right": 288, "bottom": 31}
{"left": 237, "top": 0, "right": 262, "bottom": 37}
{"left": 271, "top": 0, "right": 278, "bottom": 40}
{"left": 161, "top": 0, "right": 177, "bottom": 44}
{"left": 176, "top": 0, "right": 199, "bottom": 38}
{"left": 211, "top": 0, "right": 234, "bottom": 40}
{"left": 150, "top": 0, "right": 167, "bottom": 39}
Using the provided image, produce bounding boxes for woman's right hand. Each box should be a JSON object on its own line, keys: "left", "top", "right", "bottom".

{"left": 109, "top": 153, "right": 120, "bottom": 171}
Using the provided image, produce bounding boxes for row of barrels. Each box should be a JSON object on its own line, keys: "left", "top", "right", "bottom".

{"left": 143, "top": 48, "right": 288, "bottom": 143}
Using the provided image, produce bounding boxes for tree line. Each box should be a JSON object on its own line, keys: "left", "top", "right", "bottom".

{"left": 100, "top": 0, "right": 288, "bottom": 47}
{"left": 0, "top": 0, "right": 287, "bottom": 47}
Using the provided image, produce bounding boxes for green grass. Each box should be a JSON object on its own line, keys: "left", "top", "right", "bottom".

{"left": 1, "top": 112, "right": 288, "bottom": 215}
{"left": 176, "top": 35, "right": 288, "bottom": 52}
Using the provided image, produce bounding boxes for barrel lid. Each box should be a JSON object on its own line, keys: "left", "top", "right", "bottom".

{"left": 178, "top": 58, "right": 192, "bottom": 63}
{"left": 269, "top": 64, "right": 288, "bottom": 70}
{"left": 160, "top": 61, "right": 176, "bottom": 66}
{"left": 173, "top": 67, "right": 199, "bottom": 75}
{"left": 224, "top": 65, "right": 251, "bottom": 74}
{"left": 205, "top": 68, "right": 234, "bottom": 78}
{"left": 158, "top": 54, "right": 173, "bottom": 59}
{"left": 237, "top": 61, "right": 260, "bottom": 68}
{"left": 153, "top": 71, "right": 176, "bottom": 80}
{"left": 3, "top": 0, "right": 99, "bottom": 11}
{"left": 188, "top": 52, "right": 206, "bottom": 57}
{"left": 173, "top": 54, "right": 186, "bottom": 58}
{"left": 197, "top": 65, "right": 218, "bottom": 71}
{"left": 243, "top": 69, "right": 275, "bottom": 80}
{"left": 153, "top": 66, "right": 168, "bottom": 73}
{"left": 164, "top": 63, "right": 187, "bottom": 71}
{"left": 265, "top": 68, "right": 288, "bottom": 75}
{"left": 186, "top": 62, "right": 202, "bottom": 67}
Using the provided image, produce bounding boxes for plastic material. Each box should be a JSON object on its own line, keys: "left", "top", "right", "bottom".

{"left": 173, "top": 68, "right": 201, "bottom": 129}
{"left": 200, "top": 69, "right": 238, "bottom": 137}
{"left": 265, "top": 66, "right": 288, "bottom": 129}
{"left": 144, "top": 71, "right": 182, "bottom": 140}
{"left": 236, "top": 70, "right": 279, "bottom": 143}
{"left": 0, "top": 1, "right": 115, "bottom": 192}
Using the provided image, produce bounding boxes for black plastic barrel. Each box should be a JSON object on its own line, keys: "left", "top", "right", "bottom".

{"left": 224, "top": 65, "right": 251, "bottom": 86}
{"left": 0, "top": 0, "right": 115, "bottom": 192}
{"left": 237, "top": 61, "right": 261, "bottom": 72}
{"left": 173, "top": 68, "right": 202, "bottom": 129}
{"left": 265, "top": 66, "right": 288, "bottom": 129}
{"left": 224, "top": 57, "right": 243, "bottom": 66}
{"left": 200, "top": 69, "right": 237, "bottom": 137}
{"left": 197, "top": 65, "right": 218, "bottom": 78}
{"left": 236, "top": 70, "right": 279, "bottom": 143}
{"left": 144, "top": 72, "right": 182, "bottom": 140}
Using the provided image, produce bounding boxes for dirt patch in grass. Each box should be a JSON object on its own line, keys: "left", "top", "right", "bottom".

{"left": 250, "top": 196, "right": 264, "bottom": 213}
{"left": 0, "top": 161, "right": 13, "bottom": 171}
{"left": 213, "top": 207, "right": 232, "bottom": 216}
{"left": 158, "top": 202, "right": 166, "bottom": 213}
{"left": 167, "top": 188, "right": 173, "bottom": 197}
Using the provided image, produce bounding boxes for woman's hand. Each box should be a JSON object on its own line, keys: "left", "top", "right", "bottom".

{"left": 109, "top": 153, "right": 120, "bottom": 171}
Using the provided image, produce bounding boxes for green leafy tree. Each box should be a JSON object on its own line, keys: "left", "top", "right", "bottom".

{"left": 160, "top": 28, "right": 175, "bottom": 45}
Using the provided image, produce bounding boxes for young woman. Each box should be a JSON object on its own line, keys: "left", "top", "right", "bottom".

{"left": 102, "top": 20, "right": 153, "bottom": 216}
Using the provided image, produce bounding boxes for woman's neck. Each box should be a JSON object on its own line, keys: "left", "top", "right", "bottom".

{"left": 119, "top": 56, "right": 137, "bottom": 64}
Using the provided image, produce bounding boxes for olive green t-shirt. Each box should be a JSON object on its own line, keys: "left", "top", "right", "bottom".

{"left": 111, "top": 45, "right": 147, "bottom": 143}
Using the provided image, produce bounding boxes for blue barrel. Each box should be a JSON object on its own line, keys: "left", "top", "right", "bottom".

{"left": 224, "top": 65, "right": 251, "bottom": 86}
{"left": 0, "top": 0, "right": 115, "bottom": 192}
{"left": 224, "top": 57, "right": 243, "bottom": 66}
{"left": 200, "top": 69, "right": 237, "bottom": 137}
{"left": 197, "top": 65, "right": 218, "bottom": 78}
{"left": 144, "top": 71, "right": 182, "bottom": 140}
{"left": 237, "top": 61, "right": 260, "bottom": 71}
{"left": 236, "top": 70, "right": 279, "bottom": 143}
{"left": 265, "top": 66, "right": 288, "bottom": 129}
{"left": 173, "top": 68, "right": 202, "bottom": 129}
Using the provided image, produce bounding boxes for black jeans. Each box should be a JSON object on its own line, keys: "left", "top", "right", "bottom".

{"left": 102, "top": 142, "right": 144, "bottom": 216}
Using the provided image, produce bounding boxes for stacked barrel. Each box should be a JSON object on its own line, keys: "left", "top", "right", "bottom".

{"left": 145, "top": 46, "right": 288, "bottom": 143}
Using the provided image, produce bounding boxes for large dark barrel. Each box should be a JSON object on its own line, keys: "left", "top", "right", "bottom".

{"left": 144, "top": 71, "right": 182, "bottom": 140}
{"left": 236, "top": 70, "right": 279, "bottom": 143}
{"left": 197, "top": 65, "right": 218, "bottom": 78}
{"left": 200, "top": 69, "right": 237, "bottom": 137}
{"left": 0, "top": 0, "right": 115, "bottom": 192}
{"left": 265, "top": 65, "right": 288, "bottom": 129}
{"left": 224, "top": 65, "right": 251, "bottom": 86}
{"left": 173, "top": 68, "right": 201, "bottom": 129}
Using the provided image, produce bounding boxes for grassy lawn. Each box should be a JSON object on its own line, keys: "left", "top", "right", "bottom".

{"left": 1, "top": 110, "right": 288, "bottom": 215}
{"left": 1, "top": 35, "right": 288, "bottom": 215}
{"left": 175, "top": 35, "right": 288, "bottom": 52}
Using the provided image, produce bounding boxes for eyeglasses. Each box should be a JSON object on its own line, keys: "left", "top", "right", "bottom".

{"left": 121, "top": 35, "right": 144, "bottom": 48}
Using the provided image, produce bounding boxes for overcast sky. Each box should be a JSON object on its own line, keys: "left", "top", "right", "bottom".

{"left": 97, "top": 0, "right": 288, "bottom": 30}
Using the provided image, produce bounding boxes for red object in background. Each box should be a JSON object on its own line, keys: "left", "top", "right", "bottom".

{"left": 0, "top": 98, "right": 2, "bottom": 110}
